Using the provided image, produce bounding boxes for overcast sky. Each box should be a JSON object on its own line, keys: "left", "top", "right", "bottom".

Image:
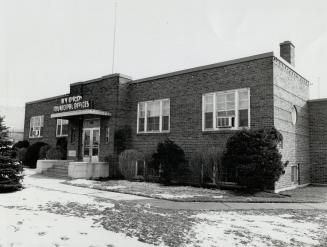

{"left": 1, "top": 0, "right": 327, "bottom": 129}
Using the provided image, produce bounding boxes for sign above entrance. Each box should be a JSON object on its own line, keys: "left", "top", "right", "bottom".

{"left": 53, "top": 95, "right": 90, "bottom": 113}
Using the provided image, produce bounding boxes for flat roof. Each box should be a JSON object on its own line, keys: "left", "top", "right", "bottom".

{"left": 131, "top": 52, "right": 274, "bottom": 84}
{"left": 70, "top": 73, "right": 132, "bottom": 87}
{"left": 26, "top": 93, "right": 69, "bottom": 105}
{"left": 25, "top": 51, "right": 311, "bottom": 105}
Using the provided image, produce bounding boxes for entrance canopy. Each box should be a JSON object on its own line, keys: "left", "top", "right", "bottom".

{"left": 50, "top": 109, "right": 111, "bottom": 119}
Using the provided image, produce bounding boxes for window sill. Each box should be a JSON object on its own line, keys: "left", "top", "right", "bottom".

{"left": 137, "top": 131, "right": 170, "bottom": 135}
{"left": 202, "top": 127, "right": 249, "bottom": 134}
{"left": 29, "top": 136, "right": 43, "bottom": 139}
{"left": 56, "top": 135, "right": 68, "bottom": 138}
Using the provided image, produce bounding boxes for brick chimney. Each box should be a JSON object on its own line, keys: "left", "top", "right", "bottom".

{"left": 280, "top": 41, "right": 295, "bottom": 67}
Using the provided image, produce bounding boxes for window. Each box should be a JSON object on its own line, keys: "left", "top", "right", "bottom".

{"left": 202, "top": 88, "right": 250, "bottom": 130}
{"left": 137, "top": 99, "right": 170, "bottom": 133}
{"left": 56, "top": 119, "right": 69, "bottom": 137}
{"left": 291, "top": 165, "right": 299, "bottom": 184}
{"left": 29, "top": 115, "right": 44, "bottom": 138}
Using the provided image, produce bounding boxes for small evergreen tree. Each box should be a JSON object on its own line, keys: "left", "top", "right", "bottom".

{"left": 0, "top": 116, "right": 24, "bottom": 192}
{"left": 152, "top": 139, "right": 187, "bottom": 184}
{"left": 223, "top": 127, "right": 288, "bottom": 191}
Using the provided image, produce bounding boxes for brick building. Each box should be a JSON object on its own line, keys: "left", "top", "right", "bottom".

{"left": 24, "top": 41, "right": 327, "bottom": 191}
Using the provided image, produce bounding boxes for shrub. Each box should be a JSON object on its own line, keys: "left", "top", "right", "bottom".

{"left": 12, "top": 140, "right": 29, "bottom": 149}
{"left": 46, "top": 147, "right": 63, "bottom": 160}
{"left": 11, "top": 140, "right": 29, "bottom": 158}
{"left": 16, "top": 147, "right": 27, "bottom": 163}
{"left": 39, "top": 145, "right": 51, "bottom": 159}
{"left": 222, "top": 127, "right": 287, "bottom": 191}
{"left": 188, "top": 148, "right": 223, "bottom": 186}
{"left": 152, "top": 138, "right": 187, "bottom": 184}
{"left": 24, "top": 142, "right": 48, "bottom": 168}
{"left": 118, "top": 149, "right": 144, "bottom": 180}
{"left": 114, "top": 126, "right": 132, "bottom": 155}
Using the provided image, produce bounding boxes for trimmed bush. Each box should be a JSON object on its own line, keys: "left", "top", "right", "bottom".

{"left": 114, "top": 126, "right": 132, "bottom": 155}
{"left": 39, "top": 145, "right": 51, "bottom": 160}
{"left": 118, "top": 149, "right": 144, "bottom": 180}
{"left": 24, "top": 142, "right": 48, "bottom": 168}
{"left": 152, "top": 138, "right": 187, "bottom": 184}
{"left": 46, "top": 147, "right": 63, "bottom": 160}
{"left": 12, "top": 140, "right": 29, "bottom": 150}
{"left": 11, "top": 140, "right": 29, "bottom": 159}
{"left": 16, "top": 147, "right": 27, "bottom": 163}
{"left": 222, "top": 127, "right": 287, "bottom": 191}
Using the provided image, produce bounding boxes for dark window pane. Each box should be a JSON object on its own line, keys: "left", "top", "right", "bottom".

{"left": 62, "top": 124, "right": 68, "bottom": 135}
{"left": 239, "top": 109, "right": 248, "bottom": 127}
{"left": 139, "top": 118, "right": 145, "bottom": 132}
{"left": 147, "top": 117, "right": 159, "bottom": 131}
{"left": 40, "top": 127, "right": 43, "bottom": 137}
{"left": 205, "top": 112, "right": 213, "bottom": 129}
{"left": 56, "top": 125, "right": 61, "bottom": 136}
{"left": 162, "top": 116, "right": 169, "bottom": 131}
{"left": 92, "top": 148, "right": 98, "bottom": 156}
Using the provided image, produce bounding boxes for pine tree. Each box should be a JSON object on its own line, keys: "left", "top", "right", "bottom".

{"left": 0, "top": 116, "right": 24, "bottom": 192}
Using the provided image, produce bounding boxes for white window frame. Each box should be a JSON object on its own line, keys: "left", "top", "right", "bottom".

{"left": 29, "top": 115, "right": 44, "bottom": 138}
{"left": 202, "top": 88, "right": 250, "bottom": 131}
{"left": 137, "top": 98, "right": 170, "bottom": 134}
{"left": 56, "top": 118, "right": 69, "bottom": 137}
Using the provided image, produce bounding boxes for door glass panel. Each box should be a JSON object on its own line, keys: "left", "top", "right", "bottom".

{"left": 83, "top": 130, "right": 91, "bottom": 156}
{"left": 92, "top": 129, "right": 100, "bottom": 156}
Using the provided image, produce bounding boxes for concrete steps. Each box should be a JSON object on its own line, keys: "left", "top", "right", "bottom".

{"left": 42, "top": 163, "right": 69, "bottom": 179}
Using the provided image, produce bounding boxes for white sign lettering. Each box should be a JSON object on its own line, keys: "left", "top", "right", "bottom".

{"left": 53, "top": 96, "right": 90, "bottom": 113}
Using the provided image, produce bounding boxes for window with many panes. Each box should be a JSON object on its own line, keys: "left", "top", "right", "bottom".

{"left": 137, "top": 99, "right": 170, "bottom": 133}
{"left": 203, "top": 88, "right": 250, "bottom": 130}
{"left": 29, "top": 115, "right": 44, "bottom": 138}
{"left": 56, "top": 119, "right": 69, "bottom": 137}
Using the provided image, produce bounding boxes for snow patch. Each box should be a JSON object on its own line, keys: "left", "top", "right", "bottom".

{"left": 189, "top": 212, "right": 321, "bottom": 246}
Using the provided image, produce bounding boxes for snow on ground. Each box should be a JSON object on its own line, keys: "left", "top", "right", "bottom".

{"left": 0, "top": 207, "right": 152, "bottom": 247}
{"left": 0, "top": 169, "right": 154, "bottom": 247}
{"left": 152, "top": 193, "right": 195, "bottom": 199}
{"left": 188, "top": 211, "right": 323, "bottom": 247}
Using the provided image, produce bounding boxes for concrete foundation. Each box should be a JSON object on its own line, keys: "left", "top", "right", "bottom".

{"left": 68, "top": 162, "right": 109, "bottom": 179}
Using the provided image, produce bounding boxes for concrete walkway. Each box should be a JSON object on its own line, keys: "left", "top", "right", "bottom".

{"left": 134, "top": 198, "right": 327, "bottom": 211}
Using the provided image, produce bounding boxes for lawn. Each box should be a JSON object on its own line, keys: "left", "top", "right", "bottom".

{"left": 64, "top": 179, "right": 327, "bottom": 203}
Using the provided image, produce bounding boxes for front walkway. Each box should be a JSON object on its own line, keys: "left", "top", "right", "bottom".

{"left": 1, "top": 169, "right": 327, "bottom": 246}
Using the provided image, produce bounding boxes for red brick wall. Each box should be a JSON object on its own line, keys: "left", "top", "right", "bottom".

{"left": 308, "top": 99, "right": 327, "bottom": 184}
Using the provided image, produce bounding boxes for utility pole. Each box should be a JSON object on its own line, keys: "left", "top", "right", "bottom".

{"left": 111, "top": 2, "right": 117, "bottom": 74}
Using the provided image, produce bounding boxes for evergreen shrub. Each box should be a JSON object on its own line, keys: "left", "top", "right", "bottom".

{"left": 223, "top": 127, "right": 288, "bottom": 191}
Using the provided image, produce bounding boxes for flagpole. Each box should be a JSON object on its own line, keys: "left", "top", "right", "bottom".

{"left": 111, "top": 2, "right": 117, "bottom": 74}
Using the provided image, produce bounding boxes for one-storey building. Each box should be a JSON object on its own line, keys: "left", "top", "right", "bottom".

{"left": 24, "top": 41, "right": 327, "bottom": 191}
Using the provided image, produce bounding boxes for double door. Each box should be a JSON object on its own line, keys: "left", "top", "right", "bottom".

{"left": 82, "top": 128, "right": 100, "bottom": 162}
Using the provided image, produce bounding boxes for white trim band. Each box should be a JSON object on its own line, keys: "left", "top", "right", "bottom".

{"left": 51, "top": 109, "right": 111, "bottom": 118}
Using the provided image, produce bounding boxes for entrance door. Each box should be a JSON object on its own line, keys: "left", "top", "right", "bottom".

{"left": 82, "top": 128, "right": 100, "bottom": 162}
